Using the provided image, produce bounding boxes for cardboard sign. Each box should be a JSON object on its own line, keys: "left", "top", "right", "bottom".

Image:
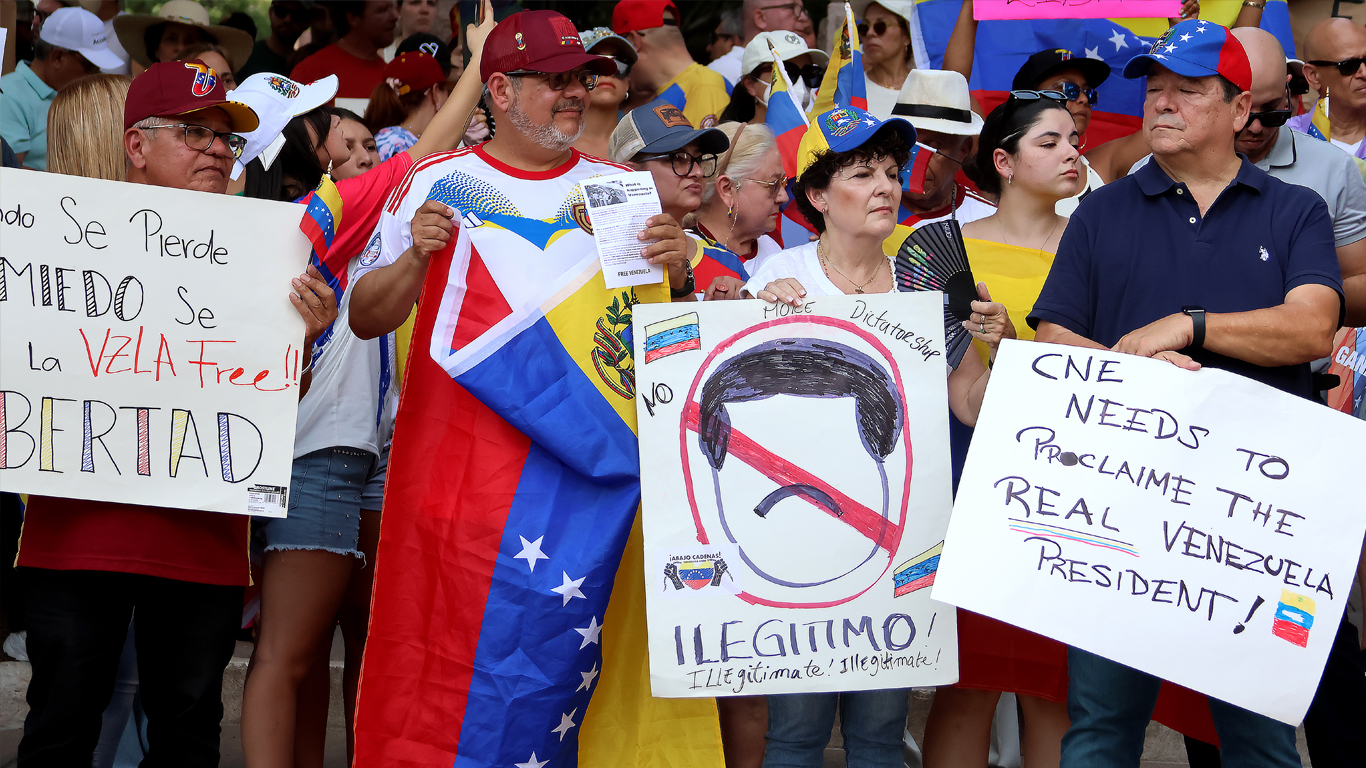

{"left": 635, "top": 293, "right": 959, "bottom": 697}
{"left": 934, "top": 340, "right": 1366, "bottom": 725}
{"left": 974, "top": 0, "right": 1181, "bottom": 21}
{"left": 0, "top": 169, "right": 310, "bottom": 517}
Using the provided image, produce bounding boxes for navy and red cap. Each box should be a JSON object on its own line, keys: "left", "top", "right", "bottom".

{"left": 124, "top": 59, "right": 259, "bottom": 132}
{"left": 480, "top": 10, "right": 615, "bottom": 82}
{"left": 1122, "top": 19, "right": 1251, "bottom": 94}
{"left": 384, "top": 51, "right": 446, "bottom": 95}
{"left": 612, "top": 0, "right": 680, "bottom": 35}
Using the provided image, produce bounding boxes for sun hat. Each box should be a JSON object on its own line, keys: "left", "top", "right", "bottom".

{"left": 113, "top": 0, "right": 254, "bottom": 70}
{"left": 892, "top": 70, "right": 984, "bottom": 136}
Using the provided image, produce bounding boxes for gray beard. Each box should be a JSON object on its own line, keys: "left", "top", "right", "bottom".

{"left": 507, "top": 96, "right": 585, "bottom": 152}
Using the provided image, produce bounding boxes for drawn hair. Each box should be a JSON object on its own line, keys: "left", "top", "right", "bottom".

{"left": 47, "top": 74, "right": 131, "bottom": 182}
{"left": 697, "top": 338, "right": 904, "bottom": 471}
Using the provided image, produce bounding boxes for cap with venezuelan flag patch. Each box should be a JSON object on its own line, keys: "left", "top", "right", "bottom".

{"left": 1122, "top": 19, "right": 1251, "bottom": 94}
{"left": 796, "top": 106, "right": 917, "bottom": 180}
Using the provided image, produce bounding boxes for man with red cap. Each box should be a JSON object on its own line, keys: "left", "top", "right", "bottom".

{"left": 1030, "top": 21, "right": 1341, "bottom": 768}
{"left": 345, "top": 9, "right": 706, "bottom": 765}
{"left": 614, "top": 0, "right": 730, "bottom": 128}
{"left": 14, "top": 61, "right": 336, "bottom": 765}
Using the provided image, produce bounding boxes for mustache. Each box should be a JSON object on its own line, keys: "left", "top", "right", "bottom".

{"left": 553, "top": 98, "right": 586, "bottom": 113}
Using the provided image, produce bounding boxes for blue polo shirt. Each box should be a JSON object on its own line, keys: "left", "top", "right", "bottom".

{"left": 1029, "top": 157, "right": 1342, "bottom": 399}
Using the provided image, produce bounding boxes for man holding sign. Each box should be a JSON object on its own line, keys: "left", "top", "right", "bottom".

{"left": 1029, "top": 21, "right": 1342, "bottom": 768}
{"left": 14, "top": 62, "right": 334, "bottom": 765}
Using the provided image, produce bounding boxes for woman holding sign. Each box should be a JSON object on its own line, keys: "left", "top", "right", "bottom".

{"left": 745, "top": 106, "right": 1014, "bottom": 766}
{"left": 919, "top": 92, "right": 1082, "bottom": 768}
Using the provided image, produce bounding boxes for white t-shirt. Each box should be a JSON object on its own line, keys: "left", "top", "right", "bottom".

{"left": 707, "top": 47, "right": 744, "bottom": 90}
{"left": 748, "top": 233, "right": 784, "bottom": 274}
{"left": 745, "top": 242, "right": 885, "bottom": 298}
{"left": 863, "top": 75, "right": 904, "bottom": 121}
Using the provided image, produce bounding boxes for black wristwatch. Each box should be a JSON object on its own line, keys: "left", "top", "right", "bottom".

{"left": 1182, "top": 306, "right": 1206, "bottom": 349}
{"left": 670, "top": 260, "right": 696, "bottom": 298}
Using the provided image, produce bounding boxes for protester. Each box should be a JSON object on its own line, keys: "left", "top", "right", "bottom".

{"left": 692, "top": 121, "right": 787, "bottom": 282}
{"left": 112, "top": 0, "right": 252, "bottom": 77}
{"left": 13, "top": 60, "right": 337, "bottom": 768}
{"left": 389, "top": 33, "right": 490, "bottom": 146}
{"left": 1028, "top": 21, "right": 1342, "bottom": 767}
{"left": 1007, "top": 51, "right": 1108, "bottom": 212}
{"left": 1, "top": 6, "right": 120, "bottom": 170}
{"left": 330, "top": 106, "right": 381, "bottom": 178}
{"left": 291, "top": 0, "right": 399, "bottom": 102}
{"left": 890, "top": 70, "right": 994, "bottom": 228}
{"left": 575, "top": 27, "right": 637, "bottom": 159}
{"left": 237, "top": 0, "right": 311, "bottom": 82}
{"left": 720, "top": 30, "right": 826, "bottom": 125}
{"left": 381, "top": 0, "right": 439, "bottom": 61}
{"left": 707, "top": 8, "right": 743, "bottom": 70}
{"left": 178, "top": 41, "right": 238, "bottom": 92}
{"left": 852, "top": 0, "right": 926, "bottom": 119}
{"left": 921, "top": 92, "right": 1083, "bottom": 768}
{"left": 746, "top": 106, "right": 1011, "bottom": 765}
{"left": 1293, "top": 17, "right": 1366, "bottom": 162}
{"left": 366, "top": 51, "right": 449, "bottom": 160}
{"left": 45, "top": 73, "right": 131, "bottom": 181}
{"left": 708, "top": 0, "right": 810, "bottom": 87}
{"left": 615, "top": 0, "right": 730, "bottom": 128}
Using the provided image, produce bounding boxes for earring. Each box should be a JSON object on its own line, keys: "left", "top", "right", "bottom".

{"left": 1007, "top": 173, "right": 1013, "bottom": 185}
{"left": 728, "top": 206, "right": 734, "bottom": 219}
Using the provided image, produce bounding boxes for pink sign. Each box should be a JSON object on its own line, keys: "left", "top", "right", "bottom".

{"left": 973, "top": 0, "right": 1181, "bottom": 20}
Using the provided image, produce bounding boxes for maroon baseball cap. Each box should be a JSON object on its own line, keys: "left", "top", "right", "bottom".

{"left": 480, "top": 10, "right": 615, "bottom": 82}
{"left": 124, "top": 60, "right": 259, "bottom": 132}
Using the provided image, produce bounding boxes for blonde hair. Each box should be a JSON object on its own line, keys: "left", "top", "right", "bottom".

{"left": 47, "top": 74, "right": 132, "bottom": 182}
{"left": 701, "top": 121, "right": 776, "bottom": 206}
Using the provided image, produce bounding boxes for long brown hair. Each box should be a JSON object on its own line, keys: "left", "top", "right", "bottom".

{"left": 364, "top": 81, "right": 429, "bottom": 132}
{"left": 47, "top": 74, "right": 132, "bottom": 182}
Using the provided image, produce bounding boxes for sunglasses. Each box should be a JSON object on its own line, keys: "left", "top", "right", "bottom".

{"left": 1246, "top": 88, "right": 1293, "bottom": 129}
{"left": 1009, "top": 89, "right": 1068, "bottom": 103}
{"left": 856, "top": 19, "right": 898, "bottom": 38}
{"left": 1053, "top": 81, "right": 1100, "bottom": 107}
{"left": 599, "top": 55, "right": 632, "bottom": 79}
{"left": 1307, "top": 56, "right": 1366, "bottom": 77}
{"left": 758, "top": 61, "right": 824, "bottom": 89}
{"left": 506, "top": 69, "right": 598, "bottom": 92}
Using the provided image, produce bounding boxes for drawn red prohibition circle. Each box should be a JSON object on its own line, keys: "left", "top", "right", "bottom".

{"left": 679, "top": 315, "right": 915, "bottom": 609}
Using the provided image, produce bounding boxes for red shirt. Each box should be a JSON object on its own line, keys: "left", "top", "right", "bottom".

{"left": 291, "top": 43, "right": 386, "bottom": 100}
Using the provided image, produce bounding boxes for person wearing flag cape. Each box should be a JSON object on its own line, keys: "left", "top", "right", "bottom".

{"left": 744, "top": 105, "right": 1013, "bottom": 766}
{"left": 345, "top": 9, "right": 721, "bottom": 767}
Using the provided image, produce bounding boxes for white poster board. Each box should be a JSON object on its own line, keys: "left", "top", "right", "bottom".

{"left": 635, "top": 293, "right": 959, "bottom": 697}
{"left": 934, "top": 340, "right": 1366, "bottom": 725}
{"left": 0, "top": 168, "right": 310, "bottom": 517}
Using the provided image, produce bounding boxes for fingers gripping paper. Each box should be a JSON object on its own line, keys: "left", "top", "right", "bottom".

{"left": 635, "top": 293, "right": 959, "bottom": 696}
{"left": 934, "top": 340, "right": 1366, "bottom": 725}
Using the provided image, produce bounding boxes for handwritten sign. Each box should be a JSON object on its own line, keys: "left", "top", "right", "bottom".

{"left": 934, "top": 340, "right": 1366, "bottom": 725}
{"left": 635, "top": 293, "right": 959, "bottom": 697}
{"left": 973, "top": 0, "right": 1181, "bottom": 21}
{"left": 0, "top": 168, "right": 310, "bottom": 517}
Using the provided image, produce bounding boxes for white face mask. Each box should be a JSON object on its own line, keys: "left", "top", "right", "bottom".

{"left": 759, "top": 71, "right": 813, "bottom": 112}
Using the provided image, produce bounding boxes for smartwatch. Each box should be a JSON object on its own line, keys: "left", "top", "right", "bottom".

{"left": 1182, "top": 306, "right": 1206, "bottom": 350}
{"left": 670, "top": 260, "right": 696, "bottom": 298}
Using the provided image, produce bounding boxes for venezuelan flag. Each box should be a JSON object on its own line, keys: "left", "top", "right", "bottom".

{"left": 643, "top": 312, "right": 701, "bottom": 363}
{"left": 297, "top": 176, "right": 345, "bottom": 301}
{"left": 765, "top": 43, "right": 810, "bottom": 179}
{"left": 904, "top": 143, "right": 935, "bottom": 194}
{"left": 353, "top": 235, "right": 722, "bottom": 766}
{"left": 893, "top": 541, "right": 943, "bottom": 596}
{"left": 812, "top": 2, "right": 868, "bottom": 116}
{"left": 1271, "top": 589, "right": 1315, "bottom": 648}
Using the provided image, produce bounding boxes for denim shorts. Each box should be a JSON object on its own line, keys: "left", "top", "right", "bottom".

{"left": 360, "top": 442, "right": 390, "bottom": 511}
{"left": 260, "top": 447, "right": 376, "bottom": 559}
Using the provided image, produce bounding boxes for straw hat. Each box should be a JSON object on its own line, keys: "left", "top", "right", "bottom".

{"left": 113, "top": 0, "right": 253, "bottom": 71}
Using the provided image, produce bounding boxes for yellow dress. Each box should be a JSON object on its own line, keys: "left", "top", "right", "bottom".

{"left": 964, "top": 238, "right": 1055, "bottom": 365}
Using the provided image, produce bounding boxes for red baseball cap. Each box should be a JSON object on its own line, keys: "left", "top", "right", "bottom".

{"left": 612, "top": 0, "right": 680, "bottom": 35}
{"left": 124, "top": 60, "right": 259, "bottom": 132}
{"left": 384, "top": 51, "right": 446, "bottom": 95}
{"left": 480, "top": 10, "right": 615, "bottom": 82}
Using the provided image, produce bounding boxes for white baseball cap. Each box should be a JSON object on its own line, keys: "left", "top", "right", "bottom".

{"left": 227, "top": 73, "right": 340, "bottom": 180}
{"left": 39, "top": 7, "right": 124, "bottom": 70}
{"left": 740, "top": 30, "right": 828, "bottom": 79}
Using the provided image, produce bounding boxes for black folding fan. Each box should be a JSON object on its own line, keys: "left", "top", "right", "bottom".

{"left": 893, "top": 218, "right": 977, "bottom": 368}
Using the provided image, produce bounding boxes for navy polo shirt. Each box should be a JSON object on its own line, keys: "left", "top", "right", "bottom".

{"left": 1029, "top": 157, "right": 1342, "bottom": 398}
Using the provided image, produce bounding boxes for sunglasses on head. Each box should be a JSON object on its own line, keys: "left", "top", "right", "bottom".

{"left": 1009, "top": 89, "right": 1068, "bottom": 103}
{"left": 1307, "top": 56, "right": 1366, "bottom": 77}
{"left": 1052, "top": 81, "right": 1100, "bottom": 107}
{"left": 856, "top": 19, "right": 897, "bottom": 38}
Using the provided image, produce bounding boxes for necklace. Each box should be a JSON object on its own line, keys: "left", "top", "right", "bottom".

{"left": 818, "top": 239, "right": 889, "bottom": 294}
{"left": 999, "top": 214, "right": 1061, "bottom": 253}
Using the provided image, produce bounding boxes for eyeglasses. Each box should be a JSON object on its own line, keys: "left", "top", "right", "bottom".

{"left": 506, "top": 69, "right": 598, "bottom": 92}
{"left": 599, "top": 55, "right": 632, "bottom": 79}
{"left": 1246, "top": 88, "right": 1293, "bottom": 129}
{"left": 139, "top": 123, "right": 246, "bottom": 158}
{"left": 856, "top": 19, "right": 897, "bottom": 37}
{"left": 759, "top": 2, "right": 806, "bottom": 16}
{"left": 1053, "top": 81, "right": 1100, "bottom": 107}
{"left": 637, "top": 152, "right": 719, "bottom": 178}
{"left": 1307, "top": 56, "right": 1366, "bottom": 77}
{"left": 741, "top": 177, "right": 786, "bottom": 199}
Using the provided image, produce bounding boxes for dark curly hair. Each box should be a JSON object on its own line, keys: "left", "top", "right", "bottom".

{"left": 793, "top": 124, "right": 912, "bottom": 234}
{"left": 964, "top": 97, "right": 1072, "bottom": 196}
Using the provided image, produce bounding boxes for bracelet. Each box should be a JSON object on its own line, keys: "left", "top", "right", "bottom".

{"left": 670, "top": 260, "right": 696, "bottom": 298}
{"left": 1242, "top": 1, "right": 1265, "bottom": 8}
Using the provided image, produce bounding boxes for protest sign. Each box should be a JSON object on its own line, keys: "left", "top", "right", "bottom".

{"left": 636, "top": 293, "right": 958, "bottom": 697}
{"left": 934, "top": 340, "right": 1366, "bottom": 725}
{"left": 973, "top": 0, "right": 1181, "bottom": 21}
{"left": 0, "top": 168, "right": 310, "bottom": 517}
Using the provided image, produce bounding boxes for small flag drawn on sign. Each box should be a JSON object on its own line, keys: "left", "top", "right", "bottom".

{"left": 1272, "top": 589, "right": 1315, "bottom": 647}
{"left": 644, "top": 313, "right": 701, "bottom": 363}
{"left": 893, "top": 541, "right": 943, "bottom": 597}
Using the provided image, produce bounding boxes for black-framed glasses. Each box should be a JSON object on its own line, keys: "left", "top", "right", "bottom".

{"left": 1307, "top": 56, "right": 1366, "bottom": 77}
{"left": 1054, "top": 81, "right": 1100, "bottom": 107}
{"left": 637, "top": 151, "right": 719, "bottom": 178}
{"left": 857, "top": 19, "right": 895, "bottom": 37}
{"left": 1246, "top": 88, "right": 1293, "bottom": 129}
{"left": 140, "top": 123, "right": 247, "bottom": 158}
{"left": 506, "top": 69, "right": 598, "bottom": 92}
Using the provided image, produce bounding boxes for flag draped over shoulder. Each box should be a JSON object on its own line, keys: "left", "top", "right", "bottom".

{"left": 353, "top": 231, "right": 723, "bottom": 766}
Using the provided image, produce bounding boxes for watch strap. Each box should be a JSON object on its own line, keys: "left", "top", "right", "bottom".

{"left": 1183, "top": 306, "right": 1206, "bottom": 349}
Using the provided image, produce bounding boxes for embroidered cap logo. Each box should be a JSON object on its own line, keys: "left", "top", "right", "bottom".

{"left": 515, "top": 31, "right": 526, "bottom": 50}
{"left": 823, "top": 109, "right": 861, "bottom": 138}
{"left": 266, "top": 75, "right": 300, "bottom": 99}
{"left": 184, "top": 62, "right": 219, "bottom": 97}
